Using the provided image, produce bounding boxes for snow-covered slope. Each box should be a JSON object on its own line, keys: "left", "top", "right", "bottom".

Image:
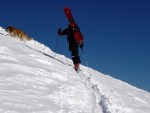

{"left": 0, "top": 26, "right": 150, "bottom": 113}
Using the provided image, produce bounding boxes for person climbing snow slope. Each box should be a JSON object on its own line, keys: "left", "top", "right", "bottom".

{"left": 58, "top": 25, "right": 83, "bottom": 71}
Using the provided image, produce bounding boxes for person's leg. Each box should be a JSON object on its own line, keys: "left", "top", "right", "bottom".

{"left": 71, "top": 44, "right": 81, "bottom": 70}
{"left": 71, "top": 46, "right": 80, "bottom": 64}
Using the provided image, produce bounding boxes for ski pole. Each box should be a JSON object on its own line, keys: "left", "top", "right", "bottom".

{"left": 81, "top": 48, "right": 92, "bottom": 77}
{"left": 54, "top": 35, "right": 59, "bottom": 58}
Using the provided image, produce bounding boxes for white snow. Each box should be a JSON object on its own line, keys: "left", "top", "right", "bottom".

{"left": 0, "top": 26, "right": 150, "bottom": 113}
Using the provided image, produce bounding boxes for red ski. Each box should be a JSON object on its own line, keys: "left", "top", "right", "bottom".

{"left": 64, "top": 7, "right": 83, "bottom": 44}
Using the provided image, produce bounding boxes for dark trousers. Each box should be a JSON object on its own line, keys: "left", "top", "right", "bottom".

{"left": 70, "top": 44, "right": 81, "bottom": 65}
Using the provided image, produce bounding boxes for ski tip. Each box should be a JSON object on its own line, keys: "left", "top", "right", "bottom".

{"left": 64, "top": 7, "right": 70, "bottom": 11}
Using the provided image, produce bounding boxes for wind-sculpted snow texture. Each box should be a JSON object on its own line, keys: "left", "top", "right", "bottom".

{"left": 0, "top": 26, "right": 150, "bottom": 113}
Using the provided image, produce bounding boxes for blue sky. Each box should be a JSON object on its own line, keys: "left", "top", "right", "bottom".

{"left": 0, "top": 0, "right": 150, "bottom": 92}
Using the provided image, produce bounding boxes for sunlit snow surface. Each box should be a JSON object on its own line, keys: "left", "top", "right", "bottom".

{"left": 0, "top": 26, "right": 150, "bottom": 113}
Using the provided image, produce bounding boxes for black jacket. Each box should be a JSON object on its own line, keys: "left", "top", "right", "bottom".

{"left": 59, "top": 26, "right": 78, "bottom": 51}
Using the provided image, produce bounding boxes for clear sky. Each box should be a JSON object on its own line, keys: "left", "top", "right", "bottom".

{"left": 0, "top": 0, "right": 150, "bottom": 92}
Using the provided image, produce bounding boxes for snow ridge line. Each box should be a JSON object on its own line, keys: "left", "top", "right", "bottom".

{"left": 0, "top": 32, "right": 8, "bottom": 36}
{"left": 23, "top": 44, "right": 73, "bottom": 67}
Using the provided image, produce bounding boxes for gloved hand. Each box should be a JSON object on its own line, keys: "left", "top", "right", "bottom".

{"left": 80, "top": 43, "right": 83, "bottom": 49}
{"left": 58, "top": 28, "right": 61, "bottom": 35}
